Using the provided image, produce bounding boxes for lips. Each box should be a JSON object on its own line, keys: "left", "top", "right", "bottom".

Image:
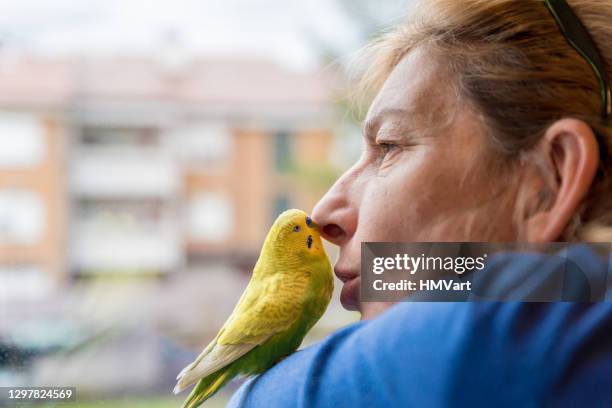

{"left": 334, "top": 267, "right": 358, "bottom": 283}
{"left": 334, "top": 267, "right": 360, "bottom": 311}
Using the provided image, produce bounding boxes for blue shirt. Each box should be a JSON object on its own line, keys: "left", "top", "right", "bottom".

{"left": 228, "top": 244, "right": 612, "bottom": 407}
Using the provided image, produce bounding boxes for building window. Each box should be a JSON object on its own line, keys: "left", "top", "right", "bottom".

{"left": 0, "top": 113, "right": 45, "bottom": 168}
{"left": 0, "top": 189, "right": 45, "bottom": 245}
{"left": 188, "top": 193, "right": 232, "bottom": 242}
{"left": 172, "top": 123, "right": 232, "bottom": 168}
{"left": 274, "top": 130, "right": 292, "bottom": 172}
{"left": 81, "top": 127, "right": 160, "bottom": 146}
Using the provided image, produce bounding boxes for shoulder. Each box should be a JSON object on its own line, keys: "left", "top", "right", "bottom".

{"left": 230, "top": 301, "right": 612, "bottom": 407}
{"left": 229, "top": 244, "right": 612, "bottom": 407}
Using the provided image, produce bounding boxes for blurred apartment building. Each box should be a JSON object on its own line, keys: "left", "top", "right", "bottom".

{"left": 0, "top": 55, "right": 338, "bottom": 301}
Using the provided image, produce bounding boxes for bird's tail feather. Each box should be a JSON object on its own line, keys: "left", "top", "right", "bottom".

{"left": 181, "top": 369, "right": 233, "bottom": 408}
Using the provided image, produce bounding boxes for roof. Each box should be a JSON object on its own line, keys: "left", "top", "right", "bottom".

{"left": 0, "top": 55, "right": 338, "bottom": 118}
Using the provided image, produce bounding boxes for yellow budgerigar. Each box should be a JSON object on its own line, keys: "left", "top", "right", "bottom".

{"left": 174, "top": 209, "right": 334, "bottom": 408}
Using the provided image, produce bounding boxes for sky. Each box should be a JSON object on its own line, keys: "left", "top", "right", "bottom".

{"left": 0, "top": 0, "right": 381, "bottom": 71}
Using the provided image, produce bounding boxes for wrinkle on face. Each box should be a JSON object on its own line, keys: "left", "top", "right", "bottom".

{"left": 316, "top": 46, "right": 520, "bottom": 316}
{"left": 358, "top": 48, "right": 517, "bottom": 240}
{"left": 365, "top": 48, "right": 460, "bottom": 144}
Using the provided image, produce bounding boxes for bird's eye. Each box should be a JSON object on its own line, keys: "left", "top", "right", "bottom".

{"left": 293, "top": 225, "right": 301, "bottom": 232}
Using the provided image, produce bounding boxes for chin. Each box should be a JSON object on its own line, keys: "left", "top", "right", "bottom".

{"left": 339, "top": 276, "right": 361, "bottom": 311}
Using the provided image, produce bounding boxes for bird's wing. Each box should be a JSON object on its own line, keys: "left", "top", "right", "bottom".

{"left": 174, "top": 268, "right": 310, "bottom": 392}
{"left": 218, "top": 268, "right": 311, "bottom": 345}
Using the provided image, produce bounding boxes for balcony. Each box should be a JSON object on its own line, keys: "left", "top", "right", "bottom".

{"left": 69, "top": 147, "right": 179, "bottom": 198}
{"left": 71, "top": 221, "right": 182, "bottom": 272}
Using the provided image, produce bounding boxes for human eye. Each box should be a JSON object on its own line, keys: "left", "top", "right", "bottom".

{"left": 379, "top": 142, "right": 396, "bottom": 157}
{"left": 376, "top": 141, "right": 399, "bottom": 165}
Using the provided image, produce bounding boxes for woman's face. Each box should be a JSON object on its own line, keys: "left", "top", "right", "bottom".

{"left": 311, "top": 49, "right": 516, "bottom": 317}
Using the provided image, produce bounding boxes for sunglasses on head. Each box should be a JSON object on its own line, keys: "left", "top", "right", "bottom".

{"left": 544, "top": 0, "right": 611, "bottom": 123}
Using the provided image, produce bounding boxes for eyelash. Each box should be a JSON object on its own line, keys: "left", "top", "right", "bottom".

{"left": 377, "top": 142, "right": 397, "bottom": 162}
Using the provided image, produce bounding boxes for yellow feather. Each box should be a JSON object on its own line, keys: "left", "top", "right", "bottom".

{"left": 174, "top": 209, "right": 334, "bottom": 406}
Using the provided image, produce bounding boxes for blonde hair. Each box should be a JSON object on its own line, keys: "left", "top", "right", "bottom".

{"left": 357, "top": 0, "right": 612, "bottom": 241}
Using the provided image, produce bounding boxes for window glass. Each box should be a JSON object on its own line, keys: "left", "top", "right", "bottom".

{"left": 0, "top": 189, "right": 45, "bottom": 245}
{"left": 188, "top": 193, "right": 232, "bottom": 241}
{"left": 0, "top": 113, "right": 45, "bottom": 168}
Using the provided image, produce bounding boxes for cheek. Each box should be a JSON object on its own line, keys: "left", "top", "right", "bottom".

{"left": 353, "top": 147, "right": 491, "bottom": 242}
{"left": 356, "top": 153, "right": 437, "bottom": 241}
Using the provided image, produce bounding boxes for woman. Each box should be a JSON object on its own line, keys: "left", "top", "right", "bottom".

{"left": 229, "top": 0, "right": 612, "bottom": 405}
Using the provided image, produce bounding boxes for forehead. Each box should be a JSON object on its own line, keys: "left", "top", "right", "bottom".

{"left": 365, "top": 48, "right": 453, "bottom": 132}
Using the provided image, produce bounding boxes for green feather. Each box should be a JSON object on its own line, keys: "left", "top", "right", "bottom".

{"left": 175, "top": 209, "right": 334, "bottom": 407}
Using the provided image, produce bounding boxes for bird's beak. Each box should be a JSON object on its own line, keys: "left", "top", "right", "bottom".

{"left": 306, "top": 216, "right": 320, "bottom": 232}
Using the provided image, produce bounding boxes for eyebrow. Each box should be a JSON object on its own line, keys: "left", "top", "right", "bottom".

{"left": 363, "top": 108, "right": 412, "bottom": 141}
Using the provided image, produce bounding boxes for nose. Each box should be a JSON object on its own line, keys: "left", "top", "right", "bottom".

{"left": 311, "top": 169, "right": 359, "bottom": 246}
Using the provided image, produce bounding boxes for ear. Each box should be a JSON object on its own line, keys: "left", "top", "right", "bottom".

{"left": 522, "top": 118, "right": 599, "bottom": 242}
